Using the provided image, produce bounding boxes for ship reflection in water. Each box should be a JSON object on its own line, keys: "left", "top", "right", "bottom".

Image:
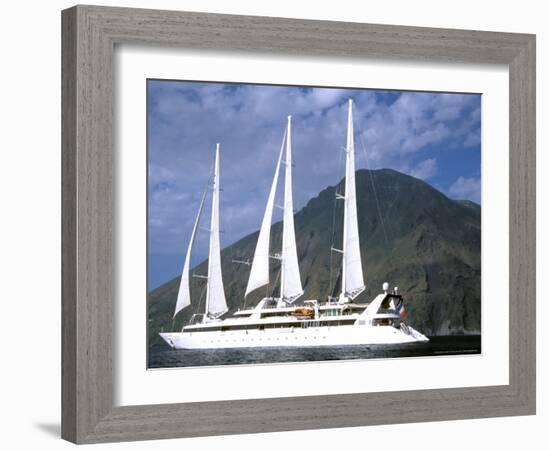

{"left": 148, "top": 335, "right": 481, "bottom": 369}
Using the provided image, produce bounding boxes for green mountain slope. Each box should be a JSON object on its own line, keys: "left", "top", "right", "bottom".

{"left": 148, "top": 169, "right": 481, "bottom": 345}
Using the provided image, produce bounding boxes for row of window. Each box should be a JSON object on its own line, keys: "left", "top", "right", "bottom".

{"left": 202, "top": 335, "right": 330, "bottom": 344}
{"left": 258, "top": 309, "right": 356, "bottom": 318}
{"left": 188, "top": 320, "right": 357, "bottom": 333}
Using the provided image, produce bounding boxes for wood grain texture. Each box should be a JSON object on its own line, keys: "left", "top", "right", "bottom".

{"left": 61, "top": 7, "right": 77, "bottom": 443}
{"left": 61, "top": 4, "right": 536, "bottom": 444}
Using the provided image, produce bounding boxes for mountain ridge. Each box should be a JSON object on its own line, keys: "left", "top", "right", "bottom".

{"left": 148, "top": 168, "right": 481, "bottom": 345}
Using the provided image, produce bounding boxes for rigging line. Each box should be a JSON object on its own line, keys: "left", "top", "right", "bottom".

{"left": 382, "top": 185, "right": 398, "bottom": 221}
{"left": 195, "top": 156, "right": 216, "bottom": 315}
{"left": 220, "top": 157, "right": 224, "bottom": 240}
{"left": 193, "top": 280, "right": 208, "bottom": 319}
{"left": 358, "top": 129, "right": 392, "bottom": 250}
{"left": 270, "top": 264, "right": 282, "bottom": 299}
{"left": 184, "top": 155, "right": 214, "bottom": 267}
{"left": 328, "top": 144, "right": 346, "bottom": 300}
{"left": 379, "top": 181, "right": 400, "bottom": 237}
{"left": 264, "top": 277, "right": 270, "bottom": 302}
{"left": 219, "top": 165, "right": 228, "bottom": 266}
{"left": 195, "top": 156, "right": 216, "bottom": 240}
{"left": 270, "top": 127, "right": 287, "bottom": 303}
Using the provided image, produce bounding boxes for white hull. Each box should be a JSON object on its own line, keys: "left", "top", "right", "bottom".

{"left": 159, "top": 324, "right": 428, "bottom": 350}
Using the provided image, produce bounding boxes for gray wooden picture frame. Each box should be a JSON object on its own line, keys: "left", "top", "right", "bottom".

{"left": 61, "top": 4, "right": 536, "bottom": 444}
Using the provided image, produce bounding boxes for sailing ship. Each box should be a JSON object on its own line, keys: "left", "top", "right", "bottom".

{"left": 159, "top": 99, "right": 428, "bottom": 350}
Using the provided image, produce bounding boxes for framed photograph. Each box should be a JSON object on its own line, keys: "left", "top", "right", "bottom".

{"left": 147, "top": 80, "right": 481, "bottom": 368}
{"left": 62, "top": 5, "right": 535, "bottom": 444}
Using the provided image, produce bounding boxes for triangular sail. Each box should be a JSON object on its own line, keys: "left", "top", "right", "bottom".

{"left": 205, "top": 144, "right": 228, "bottom": 318}
{"left": 280, "top": 116, "right": 303, "bottom": 303}
{"left": 173, "top": 190, "right": 207, "bottom": 318}
{"left": 341, "top": 99, "right": 365, "bottom": 300}
{"left": 245, "top": 129, "right": 286, "bottom": 297}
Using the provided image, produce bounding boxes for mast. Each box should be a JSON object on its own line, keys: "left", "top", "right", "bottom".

{"left": 279, "top": 115, "right": 303, "bottom": 306}
{"left": 204, "top": 144, "right": 228, "bottom": 320}
{"left": 339, "top": 99, "right": 365, "bottom": 302}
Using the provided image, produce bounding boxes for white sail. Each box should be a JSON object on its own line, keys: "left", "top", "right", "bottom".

{"left": 205, "top": 144, "right": 228, "bottom": 318}
{"left": 341, "top": 99, "right": 365, "bottom": 300}
{"left": 245, "top": 129, "right": 286, "bottom": 297}
{"left": 280, "top": 116, "right": 303, "bottom": 303}
{"left": 173, "top": 190, "right": 207, "bottom": 318}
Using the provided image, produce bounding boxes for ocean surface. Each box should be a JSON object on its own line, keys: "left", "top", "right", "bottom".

{"left": 148, "top": 335, "right": 481, "bottom": 369}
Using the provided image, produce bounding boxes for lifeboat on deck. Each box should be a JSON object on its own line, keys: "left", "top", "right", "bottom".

{"left": 291, "top": 307, "right": 315, "bottom": 318}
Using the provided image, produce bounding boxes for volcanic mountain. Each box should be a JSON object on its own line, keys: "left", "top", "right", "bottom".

{"left": 148, "top": 168, "right": 481, "bottom": 346}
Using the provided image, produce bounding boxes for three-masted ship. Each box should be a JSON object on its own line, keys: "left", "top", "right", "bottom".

{"left": 159, "top": 99, "right": 428, "bottom": 349}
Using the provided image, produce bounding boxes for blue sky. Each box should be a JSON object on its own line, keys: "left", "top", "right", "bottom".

{"left": 147, "top": 80, "right": 481, "bottom": 289}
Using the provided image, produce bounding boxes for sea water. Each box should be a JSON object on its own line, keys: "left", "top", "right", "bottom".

{"left": 148, "top": 335, "right": 481, "bottom": 368}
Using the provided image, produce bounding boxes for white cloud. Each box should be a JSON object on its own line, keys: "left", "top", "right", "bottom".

{"left": 147, "top": 81, "right": 481, "bottom": 257}
{"left": 360, "top": 92, "right": 479, "bottom": 164}
{"left": 409, "top": 158, "right": 438, "bottom": 180}
{"left": 310, "top": 88, "right": 346, "bottom": 109}
{"left": 448, "top": 176, "right": 481, "bottom": 203}
{"left": 464, "top": 130, "right": 481, "bottom": 147}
